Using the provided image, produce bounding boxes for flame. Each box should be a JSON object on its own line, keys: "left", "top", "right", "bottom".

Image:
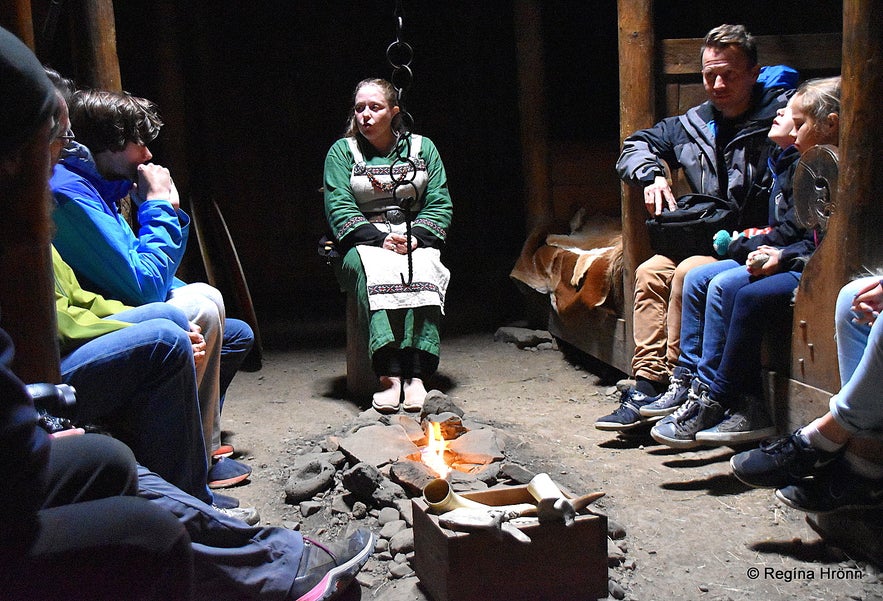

{"left": 421, "top": 421, "right": 450, "bottom": 480}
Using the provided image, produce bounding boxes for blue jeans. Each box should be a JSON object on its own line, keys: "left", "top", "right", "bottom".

{"left": 59, "top": 303, "right": 212, "bottom": 503}
{"left": 678, "top": 260, "right": 739, "bottom": 374}
{"left": 707, "top": 271, "right": 800, "bottom": 404}
{"left": 219, "top": 318, "right": 254, "bottom": 412}
{"left": 137, "top": 466, "right": 304, "bottom": 601}
{"left": 830, "top": 277, "right": 883, "bottom": 434}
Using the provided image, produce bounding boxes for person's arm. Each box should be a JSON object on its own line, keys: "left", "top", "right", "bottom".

{"left": 323, "top": 139, "right": 387, "bottom": 252}
{"left": 52, "top": 247, "right": 132, "bottom": 355}
{"left": 0, "top": 328, "right": 51, "bottom": 529}
{"left": 615, "top": 117, "right": 682, "bottom": 216}
{"left": 51, "top": 169, "right": 189, "bottom": 305}
{"left": 411, "top": 137, "right": 452, "bottom": 249}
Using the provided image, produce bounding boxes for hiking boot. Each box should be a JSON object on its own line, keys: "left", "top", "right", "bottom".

{"left": 594, "top": 387, "right": 660, "bottom": 431}
{"left": 731, "top": 430, "right": 840, "bottom": 489}
{"left": 640, "top": 366, "right": 693, "bottom": 417}
{"left": 650, "top": 381, "right": 724, "bottom": 449}
{"left": 290, "top": 528, "right": 376, "bottom": 601}
{"left": 775, "top": 458, "right": 883, "bottom": 513}
{"left": 695, "top": 395, "right": 776, "bottom": 445}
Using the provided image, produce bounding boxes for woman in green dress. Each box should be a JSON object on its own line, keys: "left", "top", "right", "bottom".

{"left": 323, "top": 79, "right": 453, "bottom": 413}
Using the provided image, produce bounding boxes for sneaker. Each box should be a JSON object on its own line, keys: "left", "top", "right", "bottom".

{"left": 640, "top": 367, "right": 692, "bottom": 417}
{"left": 290, "top": 528, "right": 376, "bottom": 601}
{"left": 212, "top": 491, "right": 240, "bottom": 509}
{"left": 775, "top": 458, "right": 883, "bottom": 513}
{"left": 730, "top": 431, "right": 839, "bottom": 489}
{"left": 695, "top": 395, "right": 776, "bottom": 445}
{"left": 594, "top": 387, "right": 660, "bottom": 431}
{"left": 208, "top": 457, "right": 252, "bottom": 489}
{"left": 214, "top": 505, "right": 261, "bottom": 526}
{"left": 650, "top": 382, "right": 724, "bottom": 449}
{"left": 212, "top": 443, "right": 235, "bottom": 459}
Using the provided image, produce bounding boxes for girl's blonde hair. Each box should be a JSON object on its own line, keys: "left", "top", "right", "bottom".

{"left": 792, "top": 76, "right": 841, "bottom": 130}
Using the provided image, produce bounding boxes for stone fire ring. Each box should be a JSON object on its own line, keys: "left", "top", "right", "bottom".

{"left": 284, "top": 458, "right": 336, "bottom": 504}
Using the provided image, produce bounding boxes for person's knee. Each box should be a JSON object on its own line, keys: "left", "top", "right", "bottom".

{"left": 223, "top": 318, "right": 254, "bottom": 349}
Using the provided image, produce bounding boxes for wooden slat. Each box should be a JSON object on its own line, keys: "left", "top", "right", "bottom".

{"left": 662, "top": 32, "right": 842, "bottom": 75}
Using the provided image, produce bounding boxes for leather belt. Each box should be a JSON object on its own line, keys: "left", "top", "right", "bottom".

{"left": 366, "top": 209, "right": 407, "bottom": 225}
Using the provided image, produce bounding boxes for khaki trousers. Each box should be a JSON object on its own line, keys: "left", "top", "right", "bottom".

{"left": 631, "top": 254, "right": 717, "bottom": 382}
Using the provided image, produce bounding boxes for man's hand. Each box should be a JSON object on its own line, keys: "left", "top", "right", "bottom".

{"left": 851, "top": 280, "right": 883, "bottom": 326}
{"left": 383, "top": 233, "right": 418, "bottom": 254}
{"left": 644, "top": 175, "right": 677, "bottom": 216}
{"left": 132, "top": 163, "right": 175, "bottom": 207}
{"left": 188, "top": 322, "right": 206, "bottom": 369}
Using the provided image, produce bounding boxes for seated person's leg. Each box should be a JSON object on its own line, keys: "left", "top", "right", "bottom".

{"left": 137, "top": 465, "right": 375, "bottom": 601}
{"left": 17, "top": 496, "right": 193, "bottom": 601}
{"left": 676, "top": 259, "right": 737, "bottom": 373}
{"left": 835, "top": 276, "right": 877, "bottom": 386}
{"left": 110, "top": 301, "right": 190, "bottom": 330}
{"left": 694, "top": 266, "right": 753, "bottom": 385}
{"left": 42, "top": 433, "right": 137, "bottom": 508}
{"left": 631, "top": 254, "right": 677, "bottom": 388}
{"left": 829, "top": 308, "right": 883, "bottom": 435}
{"left": 218, "top": 317, "right": 255, "bottom": 406}
{"left": 60, "top": 319, "right": 211, "bottom": 503}
{"left": 666, "top": 255, "right": 720, "bottom": 369}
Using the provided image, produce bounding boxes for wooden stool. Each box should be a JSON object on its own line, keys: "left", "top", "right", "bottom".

{"left": 346, "top": 294, "right": 379, "bottom": 400}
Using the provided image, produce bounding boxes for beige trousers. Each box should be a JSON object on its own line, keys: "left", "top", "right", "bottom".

{"left": 631, "top": 254, "right": 717, "bottom": 382}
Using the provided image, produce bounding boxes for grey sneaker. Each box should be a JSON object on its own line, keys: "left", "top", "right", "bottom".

{"left": 650, "top": 381, "right": 724, "bottom": 449}
{"left": 696, "top": 395, "right": 776, "bottom": 445}
{"left": 776, "top": 457, "right": 883, "bottom": 513}
{"left": 214, "top": 505, "right": 261, "bottom": 526}
{"left": 640, "top": 366, "right": 693, "bottom": 417}
{"left": 290, "top": 528, "right": 376, "bottom": 601}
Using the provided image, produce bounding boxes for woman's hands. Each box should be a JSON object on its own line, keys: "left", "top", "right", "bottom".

{"left": 382, "top": 233, "right": 418, "bottom": 254}
{"left": 851, "top": 280, "right": 883, "bottom": 326}
{"left": 188, "top": 322, "right": 207, "bottom": 369}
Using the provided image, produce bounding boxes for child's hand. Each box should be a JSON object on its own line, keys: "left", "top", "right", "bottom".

{"left": 851, "top": 280, "right": 883, "bottom": 326}
{"left": 746, "top": 245, "right": 782, "bottom": 276}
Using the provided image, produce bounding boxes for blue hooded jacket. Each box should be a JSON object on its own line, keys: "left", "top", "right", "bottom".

{"left": 50, "top": 142, "right": 190, "bottom": 305}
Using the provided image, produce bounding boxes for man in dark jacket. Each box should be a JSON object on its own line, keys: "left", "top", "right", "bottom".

{"left": 596, "top": 24, "right": 796, "bottom": 432}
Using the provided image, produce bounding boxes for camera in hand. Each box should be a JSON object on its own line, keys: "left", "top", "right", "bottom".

{"left": 26, "top": 383, "right": 76, "bottom": 411}
{"left": 27, "top": 383, "right": 77, "bottom": 435}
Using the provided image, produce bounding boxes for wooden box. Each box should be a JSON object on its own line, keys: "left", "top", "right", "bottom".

{"left": 412, "top": 485, "right": 608, "bottom": 601}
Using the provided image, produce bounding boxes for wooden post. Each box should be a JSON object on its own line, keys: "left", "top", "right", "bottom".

{"left": 514, "top": 0, "right": 553, "bottom": 231}
{"left": 790, "top": 0, "right": 883, "bottom": 395}
{"left": 69, "top": 0, "right": 121, "bottom": 90}
{"left": 617, "top": 0, "right": 655, "bottom": 365}
{"left": 0, "top": 0, "right": 59, "bottom": 383}
{"left": 0, "top": 0, "right": 34, "bottom": 48}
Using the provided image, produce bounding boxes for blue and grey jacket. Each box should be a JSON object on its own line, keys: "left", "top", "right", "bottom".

{"left": 616, "top": 66, "right": 796, "bottom": 231}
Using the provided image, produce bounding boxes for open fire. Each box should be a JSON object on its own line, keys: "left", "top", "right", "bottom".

{"left": 420, "top": 421, "right": 450, "bottom": 480}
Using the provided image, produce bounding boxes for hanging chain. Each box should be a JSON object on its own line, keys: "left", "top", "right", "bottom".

{"left": 386, "top": 0, "right": 419, "bottom": 286}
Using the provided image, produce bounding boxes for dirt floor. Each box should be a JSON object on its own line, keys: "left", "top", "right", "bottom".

{"left": 221, "top": 328, "right": 882, "bottom": 601}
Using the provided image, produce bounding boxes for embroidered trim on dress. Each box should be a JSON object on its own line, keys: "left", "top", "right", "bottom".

{"left": 336, "top": 214, "right": 369, "bottom": 240}
{"left": 413, "top": 218, "right": 447, "bottom": 241}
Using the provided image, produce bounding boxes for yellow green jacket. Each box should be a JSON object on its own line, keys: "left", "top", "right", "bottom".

{"left": 52, "top": 246, "right": 131, "bottom": 355}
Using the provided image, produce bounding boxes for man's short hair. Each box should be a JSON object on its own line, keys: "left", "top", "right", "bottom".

{"left": 68, "top": 89, "right": 164, "bottom": 154}
{"left": 701, "top": 24, "right": 758, "bottom": 67}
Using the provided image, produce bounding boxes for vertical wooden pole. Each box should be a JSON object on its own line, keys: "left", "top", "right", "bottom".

{"left": 69, "top": 0, "right": 121, "bottom": 90}
{"left": 0, "top": 0, "right": 34, "bottom": 48}
{"left": 0, "top": 0, "right": 59, "bottom": 383}
{"left": 790, "top": 0, "right": 883, "bottom": 394}
{"left": 617, "top": 0, "right": 655, "bottom": 364}
{"left": 514, "top": 0, "right": 553, "bottom": 231}
{"left": 0, "top": 149, "right": 61, "bottom": 384}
